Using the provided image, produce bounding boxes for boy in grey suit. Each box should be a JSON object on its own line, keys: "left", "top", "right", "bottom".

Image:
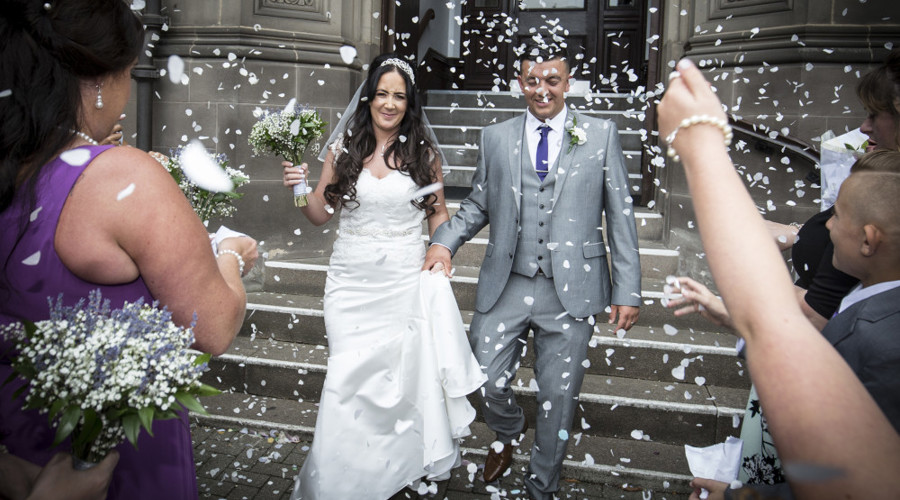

{"left": 822, "top": 168, "right": 900, "bottom": 427}
{"left": 424, "top": 42, "right": 641, "bottom": 499}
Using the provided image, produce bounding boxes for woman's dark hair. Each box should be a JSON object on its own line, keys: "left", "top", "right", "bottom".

{"left": 857, "top": 49, "right": 900, "bottom": 138}
{"left": 0, "top": 0, "right": 145, "bottom": 213}
{"left": 324, "top": 53, "right": 440, "bottom": 217}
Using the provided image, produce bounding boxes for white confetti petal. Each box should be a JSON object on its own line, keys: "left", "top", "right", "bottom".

{"left": 167, "top": 55, "right": 185, "bottom": 84}
{"left": 630, "top": 429, "right": 644, "bottom": 440}
{"left": 59, "top": 149, "right": 91, "bottom": 167}
{"left": 22, "top": 251, "right": 40, "bottom": 266}
{"left": 339, "top": 45, "right": 358, "bottom": 65}
{"left": 117, "top": 183, "right": 136, "bottom": 201}
{"left": 178, "top": 140, "right": 233, "bottom": 192}
{"left": 409, "top": 182, "right": 442, "bottom": 201}
{"left": 29, "top": 206, "right": 42, "bottom": 222}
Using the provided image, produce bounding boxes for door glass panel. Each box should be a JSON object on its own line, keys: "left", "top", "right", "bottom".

{"left": 608, "top": 0, "right": 635, "bottom": 6}
{"left": 474, "top": 0, "right": 500, "bottom": 6}
{"left": 520, "top": 0, "right": 585, "bottom": 9}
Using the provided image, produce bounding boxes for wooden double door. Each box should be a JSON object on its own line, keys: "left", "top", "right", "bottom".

{"left": 460, "top": 0, "right": 648, "bottom": 91}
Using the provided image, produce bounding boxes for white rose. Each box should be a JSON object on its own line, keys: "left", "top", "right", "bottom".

{"left": 573, "top": 127, "right": 587, "bottom": 145}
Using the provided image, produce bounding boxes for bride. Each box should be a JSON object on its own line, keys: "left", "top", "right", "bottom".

{"left": 281, "top": 54, "right": 486, "bottom": 499}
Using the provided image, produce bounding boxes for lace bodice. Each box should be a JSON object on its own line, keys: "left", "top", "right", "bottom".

{"left": 337, "top": 168, "right": 425, "bottom": 240}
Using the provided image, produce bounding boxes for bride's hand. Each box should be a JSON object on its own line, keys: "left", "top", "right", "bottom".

{"left": 282, "top": 161, "right": 307, "bottom": 188}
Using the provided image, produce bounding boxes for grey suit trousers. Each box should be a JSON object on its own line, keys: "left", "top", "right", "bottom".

{"left": 471, "top": 272, "right": 594, "bottom": 499}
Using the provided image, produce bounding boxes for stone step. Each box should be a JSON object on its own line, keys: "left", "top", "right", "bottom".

{"left": 240, "top": 292, "right": 749, "bottom": 389}
{"left": 442, "top": 203, "right": 664, "bottom": 242}
{"left": 201, "top": 336, "right": 747, "bottom": 448}
{"left": 441, "top": 164, "right": 645, "bottom": 192}
{"left": 194, "top": 392, "right": 695, "bottom": 495}
{"left": 262, "top": 249, "right": 682, "bottom": 312}
{"left": 240, "top": 291, "right": 748, "bottom": 389}
{"left": 257, "top": 263, "right": 714, "bottom": 331}
{"left": 425, "top": 90, "right": 643, "bottom": 113}
{"left": 433, "top": 127, "right": 645, "bottom": 155}
{"left": 422, "top": 107, "right": 645, "bottom": 131}
{"left": 445, "top": 237, "right": 676, "bottom": 277}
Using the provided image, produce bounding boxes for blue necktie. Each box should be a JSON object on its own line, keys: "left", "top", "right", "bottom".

{"left": 535, "top": 125, "right": 550, "bottom": 182}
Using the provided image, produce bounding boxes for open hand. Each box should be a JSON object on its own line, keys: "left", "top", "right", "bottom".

{"left": 663, "top": 276, "right": 734, "bottom": 330}
{"left": 657, "top": 59, "right": 728, "bottom": 155}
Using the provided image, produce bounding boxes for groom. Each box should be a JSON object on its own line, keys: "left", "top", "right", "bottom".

{"left": 424, "top": 41, "right": 642, "bottom": 499}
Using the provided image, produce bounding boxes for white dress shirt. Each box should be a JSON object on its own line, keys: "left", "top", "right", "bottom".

{"left": 837, "top": 279, "right": 900, "bottom": 314}
{"left": 525, "top": 108, "right": 567, "bottom": 170}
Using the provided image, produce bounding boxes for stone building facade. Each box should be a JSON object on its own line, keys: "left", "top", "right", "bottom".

{"left": 125, "top": 0, "right": 899, "bottom": 276}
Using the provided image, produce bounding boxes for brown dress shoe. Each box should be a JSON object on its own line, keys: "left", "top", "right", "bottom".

{"left": 482, "top": 420, "right": 528, "bottom": 483}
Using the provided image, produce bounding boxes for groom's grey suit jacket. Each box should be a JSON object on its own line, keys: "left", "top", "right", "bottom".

{"left": 432, "top": 110, "right": 641, "bottom": 318}
{"left": 822, "top": 285, "right": 900, "bottom": 431}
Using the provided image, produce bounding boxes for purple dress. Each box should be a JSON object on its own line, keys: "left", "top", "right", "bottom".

{"left": 0, "top": 145, "right": 198, "bottom": 499}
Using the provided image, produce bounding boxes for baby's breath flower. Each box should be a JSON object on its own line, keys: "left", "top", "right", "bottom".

{"left": 249, "top": 102, "right": 327, "bottom": 207}
{"left": 1, "top": 290, "right": 219, "bottom": 463}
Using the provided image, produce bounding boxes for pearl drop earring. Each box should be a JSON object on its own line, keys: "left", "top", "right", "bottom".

{"left": 95, "top": 84, "right": 104, "bottom": 110}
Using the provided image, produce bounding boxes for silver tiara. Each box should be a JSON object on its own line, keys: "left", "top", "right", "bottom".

{"left": 380, "top": 58, "right": 415, "bottom": 85}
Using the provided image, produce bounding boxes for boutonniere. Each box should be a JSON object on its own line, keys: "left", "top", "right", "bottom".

{"left": 566, "top": 116, "right": 586, "bottom": 153}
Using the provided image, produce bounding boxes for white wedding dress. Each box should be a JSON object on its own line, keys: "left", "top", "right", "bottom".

{"left": 291, "top": 167, "right": 487, "bottom": 499}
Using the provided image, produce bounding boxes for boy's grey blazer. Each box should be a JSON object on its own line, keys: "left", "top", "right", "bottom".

{"left": 822, "top": 285, "right": 900, "bottom": 430}
{"left": 432, "top": 111, "right": 641, "bottom": 318}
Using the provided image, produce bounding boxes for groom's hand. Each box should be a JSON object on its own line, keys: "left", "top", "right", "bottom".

{"left": 609, "top": 304, "right": 640, "bottom": 331}
{"left": 423, "top": 244, "right": 453, "bottom": 277}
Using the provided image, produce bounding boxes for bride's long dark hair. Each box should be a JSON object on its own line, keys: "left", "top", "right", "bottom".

{"left": 324, "top": 53, "right": 440, "bottom": 217}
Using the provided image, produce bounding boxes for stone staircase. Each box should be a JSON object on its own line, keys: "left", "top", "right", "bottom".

{"left": 195, "top": 91, "right": 750, "bottom": 497}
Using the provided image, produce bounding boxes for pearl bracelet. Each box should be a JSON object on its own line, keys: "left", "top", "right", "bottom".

{"left": 217, "top": 249, "right": 245, "bottom": 276}
{"left": 664, "top": 114, "right": 733, "bottom": 163}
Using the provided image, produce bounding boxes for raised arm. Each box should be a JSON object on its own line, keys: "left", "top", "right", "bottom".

{"left": 57, "top": 146, "right": 257, "bottom": 356}
{"left": 657, "top": 59, "right": 900, "bottom": 497}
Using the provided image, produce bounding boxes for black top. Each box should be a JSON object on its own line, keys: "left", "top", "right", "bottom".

{"left": 791, "top": 207, "right": 859, "bottom": 318}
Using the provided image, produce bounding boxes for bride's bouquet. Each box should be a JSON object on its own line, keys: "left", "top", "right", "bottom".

{"left": 249, "top": 99, "right": 327, "bottom": 207}
{"left": 154, "top": 146, "right": 250, "bottom": 225}
{"left": 0, "top": 290, "right": 219, "bottom": 467}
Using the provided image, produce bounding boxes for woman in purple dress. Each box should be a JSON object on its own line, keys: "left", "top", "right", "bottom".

{"left": 0, "top": 1, "right": 258, "bottom": 498}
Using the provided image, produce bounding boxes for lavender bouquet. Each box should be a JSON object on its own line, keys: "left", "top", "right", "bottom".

{"left": 249, "top": 99, "right": 327, "bottom": 207}
{"left": 0, "top": 290, "right": 219, "bottom": 467}
{"left": 154, "top": 146, "right": 250, "bottom": 225}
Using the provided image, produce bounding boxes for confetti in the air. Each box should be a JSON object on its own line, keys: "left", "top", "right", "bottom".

{"left": 178, "top": 140, "right": 234, "bottom": 193}
{"left": 167, "top": 55, "right": 186, "bottom": 84}
{"left": 409, "top": 182, "right": 443, "bottom": 201}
